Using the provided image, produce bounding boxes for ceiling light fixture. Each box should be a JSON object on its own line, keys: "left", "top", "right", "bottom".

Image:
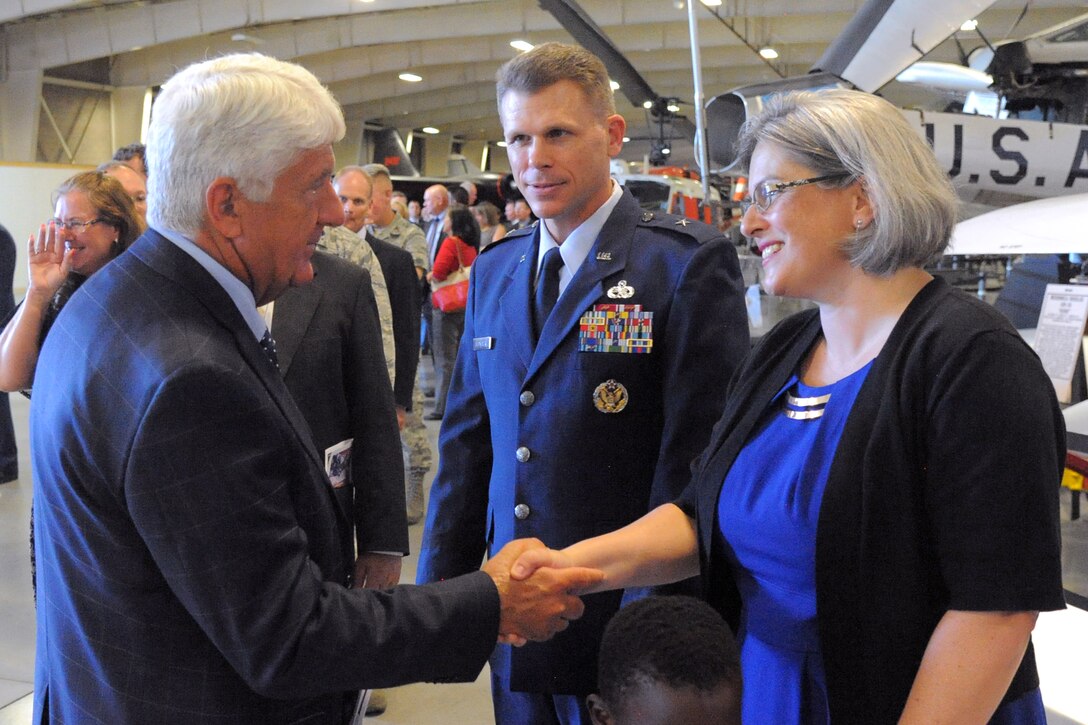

{"left": 622, "top": 136, "right": 631, "bottom": 143}
{"left": 759, "top": 47, "right": 778, "bottom": 60}
{"left": 666, "top": 102, "right": 680, "bottom": 113}
{"left": 642, "top": 100, "right": 654, "bottom": 110}
{"left": 610, "top": 80, "right": 620, "bottom": 91}
{"left": 700, "top": 0, "right": 723, "bottom": 6}
{"left": 230, "top": 32, "right": 264, "bottom": 44}
{"left": 510, "top": 40, "right": 534, "bottom": 52}
{"left": 496, "top": 141, "right": 508, "bottom": 148}
{"left": 422, "top": 127, "right": 440, "bottom": 135}
{"left": 399, "top": 72, "right": 422, "bottom": 82}
{"left": 960, "top": 19, "right": 978, "bottom": 32}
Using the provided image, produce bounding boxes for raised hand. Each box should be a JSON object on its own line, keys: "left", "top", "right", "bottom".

{"left": 27, "top": 222, "right": 72, "bottom": 301}
{"left": 482, "top": 538, "right": 603, "bottom": 645}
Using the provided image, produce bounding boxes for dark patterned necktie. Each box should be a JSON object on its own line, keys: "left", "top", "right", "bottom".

{"left": 533, "top": 246, "right": 563, "bottom": 341}
{"left": 259, "top": 329, "right": 279, "bottom": 369}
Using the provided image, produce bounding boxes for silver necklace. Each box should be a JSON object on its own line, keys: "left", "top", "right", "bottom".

{"left": 783, "top": 390, "right": 831, "bottom": 421}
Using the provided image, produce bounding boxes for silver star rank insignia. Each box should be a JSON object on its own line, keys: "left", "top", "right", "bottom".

{"left": 675, "top": 218, "right": 691, "bottom": 227}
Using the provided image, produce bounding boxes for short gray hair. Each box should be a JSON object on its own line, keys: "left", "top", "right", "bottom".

{"left": 147, "top": 53, "right": 345, "bottom": 236}
{"left": 363, "top": 163, "right": 391, "bottom": 182}
{"left": 735, "top": 89, "right": 956, "bottom": 275}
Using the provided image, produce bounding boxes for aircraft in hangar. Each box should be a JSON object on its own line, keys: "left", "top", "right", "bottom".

{"left": 704, "top": 0, "right": 1088, "bottom": 213}
{"left": 535, "top": 0, "right": 1088, "bottom": 234}
{"left": 948, "top": 192, "right": 1088, "bottom": 256}
{"left": 368, "top": 127, "right": 510, "bottom": 208}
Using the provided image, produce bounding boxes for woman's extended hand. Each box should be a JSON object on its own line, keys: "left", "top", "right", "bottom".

{"left": 27, "top": 222, "right": 72, "bottom": 300}
{"left": 510, "top": 548, "right": 575, "bottom": 582}
{"left": 496, "top": 548, "right": 578, "bottom": 647}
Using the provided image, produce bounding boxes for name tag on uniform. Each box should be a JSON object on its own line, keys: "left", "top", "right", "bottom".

{"left": 578, "top": 304, "right": 653, "bottom": 353}
{"left": 473, "top": 336, "right": 495, "bottom": 350}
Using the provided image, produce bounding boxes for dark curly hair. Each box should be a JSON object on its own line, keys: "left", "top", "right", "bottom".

{"left": 597, "top": 596, "right": 741, "bottom": 706}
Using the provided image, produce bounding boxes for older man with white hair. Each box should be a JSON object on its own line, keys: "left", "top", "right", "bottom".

{"left": 30, "top": 52, "right": 602, "bottom": 724}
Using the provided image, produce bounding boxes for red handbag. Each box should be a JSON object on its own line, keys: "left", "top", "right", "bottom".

{"left": 430, "top": 242, "right": 471, "bottom": 313}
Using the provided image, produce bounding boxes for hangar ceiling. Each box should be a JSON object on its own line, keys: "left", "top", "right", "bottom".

{"left": 2, "top": 0, "right": 1086, "bottom": 169}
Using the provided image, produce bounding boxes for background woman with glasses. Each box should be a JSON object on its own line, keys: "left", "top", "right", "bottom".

{"left": 0, "top": 170, "right": 143, "bottom": 392}
{"left": 510, "top": 89, "right": 1064, "bottom": 723}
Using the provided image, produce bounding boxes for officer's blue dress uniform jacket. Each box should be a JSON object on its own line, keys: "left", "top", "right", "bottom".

{"left": 418, "top": 191, "right": 750, "bottom": 694}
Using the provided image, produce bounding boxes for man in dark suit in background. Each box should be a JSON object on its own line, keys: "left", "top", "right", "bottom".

{"left": 271, "top": 249, "right": 407, "bottom": 718}
{"left": 30, "top": 52, "right": 601, "bottom": 724}
{"left": 418, "top": 43, "right": 749, "bottom": 724}
{"left": 328, "top": 166, "right": 426, "bottom": 523}
{"left": 270, "top": 250, "right": 407, "bottom": 589}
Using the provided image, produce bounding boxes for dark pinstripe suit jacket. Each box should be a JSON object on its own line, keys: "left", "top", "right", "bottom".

{"left": 30, "top": 230, "right": 498, "bottom": 724}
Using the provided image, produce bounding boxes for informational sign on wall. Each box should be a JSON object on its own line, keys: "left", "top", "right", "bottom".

{"left": 1034, "top": 284, "right": 1088, "bottom": 403}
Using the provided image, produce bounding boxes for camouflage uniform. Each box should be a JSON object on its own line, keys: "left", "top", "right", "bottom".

{"left": 369, "top": 216, "right": 429, "bottom": 274}
{"left": 320, "top": 225, "right": 396, "bottom": 388}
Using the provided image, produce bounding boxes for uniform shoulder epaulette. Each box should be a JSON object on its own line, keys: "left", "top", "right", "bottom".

{"left": 480, "top": 224, "right": 535, "bottom": 254}
{"left": 635, "top": 210, "right": 723, "bottom": 244}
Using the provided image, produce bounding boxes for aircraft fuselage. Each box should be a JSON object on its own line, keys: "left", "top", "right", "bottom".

{"left": 907, "top": 109, "right": 1088, "bottom": 204}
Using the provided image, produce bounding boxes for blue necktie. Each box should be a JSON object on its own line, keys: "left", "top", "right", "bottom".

{"left": 533, "top": 246, "right": 563, "bottom": 341}
{"left": 259, "top": 329, "right": 279, "bottom": 369}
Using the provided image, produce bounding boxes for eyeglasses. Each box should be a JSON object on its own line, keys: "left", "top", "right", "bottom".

{"left": 739, "top": 173, "right": 852, "bottom": 215}
{"left": 52, "top": 218, "right": 105, "bottom": 233}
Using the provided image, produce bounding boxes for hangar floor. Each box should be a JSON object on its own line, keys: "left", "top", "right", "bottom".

{"left": 1, "top": 357, "right": 1087, "bottom": 724}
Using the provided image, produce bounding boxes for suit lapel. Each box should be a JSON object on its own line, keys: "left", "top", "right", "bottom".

{"left": 270, "top": 282, "right": 323, "bottom": 377}
{"left": 525, "top": 195, "right": 637, "bottom": 381}
{"left": 130, "top": 231, "right": 327, "bottom": 475}
{"left": 498, "top": 232, "right": 539, "bottom": 372}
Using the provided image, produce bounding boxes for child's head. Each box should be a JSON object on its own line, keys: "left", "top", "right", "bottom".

{"left": 588, "top": 596, "right": 741, "bottom": 725}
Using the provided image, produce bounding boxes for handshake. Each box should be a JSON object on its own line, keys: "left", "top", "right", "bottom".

{"left": 481, "top": 538, "right": 600, "bottom": 646}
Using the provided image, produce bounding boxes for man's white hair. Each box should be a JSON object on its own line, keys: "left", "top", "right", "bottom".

{"left": 146, "top": 53, "right": 346, "bottom": 236}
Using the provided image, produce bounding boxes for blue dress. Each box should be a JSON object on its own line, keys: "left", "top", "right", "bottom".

{"left": 716, "top": 361, "right": 1046, "bottom": 724}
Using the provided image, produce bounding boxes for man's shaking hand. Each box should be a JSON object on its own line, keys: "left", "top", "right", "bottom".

{"left": 482, "top": 538, "right": 603, "bottom": 646}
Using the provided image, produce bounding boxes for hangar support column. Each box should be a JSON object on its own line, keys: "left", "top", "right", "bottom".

{"left": 0, "top": 68, "right": 42, "bottom": 162}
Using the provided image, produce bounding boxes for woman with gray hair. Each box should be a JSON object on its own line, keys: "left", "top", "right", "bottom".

{"left": 510, "top": 89, "right": 1064, "bottom": 723}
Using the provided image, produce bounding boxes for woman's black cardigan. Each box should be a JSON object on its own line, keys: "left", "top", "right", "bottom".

{"left": 676, "top": 278, "right": 1066, "bottom": 722}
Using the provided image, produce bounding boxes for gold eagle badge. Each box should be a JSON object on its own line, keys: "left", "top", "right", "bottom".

{"left": 592, "top": 379, "right": 629, "bottom": 414}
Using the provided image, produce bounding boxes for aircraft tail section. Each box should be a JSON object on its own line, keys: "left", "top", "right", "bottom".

{"left": 447, "top": 154, "right": 482, "bottom": 177}
{"left": 372, "top": 128, "right": 420, "bottom": 177}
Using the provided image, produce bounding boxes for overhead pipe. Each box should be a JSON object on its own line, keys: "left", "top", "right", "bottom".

{"left": 687, "top": 0, "right": 712, "bottom": 213}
